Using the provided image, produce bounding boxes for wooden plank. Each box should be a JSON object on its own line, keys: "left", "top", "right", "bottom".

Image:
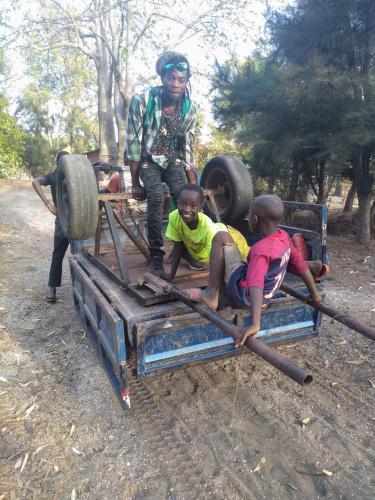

{"left": 96, "top": 188, "right": 225, "bottom": 202}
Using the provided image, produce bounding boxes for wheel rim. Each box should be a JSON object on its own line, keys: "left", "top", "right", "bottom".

{"left": 204, "top": 167, "right": 232, "bottom": 217}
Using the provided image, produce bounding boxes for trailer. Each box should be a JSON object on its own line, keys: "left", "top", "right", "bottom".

{"left": 57, "top": 154, "right": 328, "bottom": 409}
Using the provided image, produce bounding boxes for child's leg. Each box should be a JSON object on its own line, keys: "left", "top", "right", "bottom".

{"left": 184, "top": 231, "right": 240, "bottom": 310}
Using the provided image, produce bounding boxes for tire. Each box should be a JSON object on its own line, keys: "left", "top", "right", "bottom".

{"left": 56, "top": 154, "right": 98, "bottom": 240}
{"left": 200, "top": 155, "right": 253, "bottom": 225}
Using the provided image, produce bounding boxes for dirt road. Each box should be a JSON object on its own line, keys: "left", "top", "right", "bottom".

{"left": 0, "top": 180, "right": 374, "bottom": 499}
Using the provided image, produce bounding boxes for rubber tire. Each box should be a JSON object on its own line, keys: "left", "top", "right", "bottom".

{"left": 56, "top": 154, "right": 98, "bottom": 240}
{"left": 200, "top": 155, "right": 253, "bottom": 225}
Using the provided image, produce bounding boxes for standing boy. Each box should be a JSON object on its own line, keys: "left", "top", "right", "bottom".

{"left": 126, "top": 52, "right": 197, "bottom": 278}
{"left": 184, "top": 194, "right": 321, "bottom": 347}
{"left": 32, "top": 151, "right": 69, "bottom": 303}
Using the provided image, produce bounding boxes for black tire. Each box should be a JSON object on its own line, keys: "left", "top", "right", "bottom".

{"left": 200, "top": 155, "right": 253, "bottom": 225}
{"left": 56, "top": 154, "right": 98, "bottom": 240}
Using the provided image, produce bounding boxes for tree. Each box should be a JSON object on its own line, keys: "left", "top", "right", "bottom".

{"left": 16, "top": 0, "right": 251, "bottom": 165}
{"left": 212, "top": 1, "right": 375, "bottom": 243}
{"left": 0, "top": 21, "right": 24, "bottom": 178}
{"left": 267, "top": 0, "right": 375, "bottom": 243}
{"left": 0, "top": 95, "right": 24, "bottom": 178}
{"left": 212, "top": 57, "right": 347, "bottom": 202}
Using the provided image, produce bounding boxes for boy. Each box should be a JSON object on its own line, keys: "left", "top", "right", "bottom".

{"left": 184, "top": 194, "right": 322, "bottom": 348}
{"left": 32, "top": 151, "right": 69, "bottom": 303}
{"left": 165, "top": 184, "right": 249, "bottom": 280}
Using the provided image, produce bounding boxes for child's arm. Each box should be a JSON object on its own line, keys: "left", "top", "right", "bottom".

{"left": 300, "top": 268, "right": 321, "bottom": 302}
{"left": 32, "top": 176, "right": 57, "bottom": 216}
{"left": 235, "top": 286, "right": 263, "bottom": 347}
{"left": 166, "top": 241, "right": 184, "bottom": 281}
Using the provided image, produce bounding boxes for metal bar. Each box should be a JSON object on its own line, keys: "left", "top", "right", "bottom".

{"left": 94, "top": 208, "right": 102, "bottom": 257}
{"left": 208, "top": 193, "right": 221, "bottom": 222}
{"left": 280, "top": 283, "right": 375, "bottom": 341}
{"left": 113, "top": 208, "right": 150, "bottom": 261}
{"left": 142, "top": 272, "right": 313, "bottom": 385}
{"left": 104, "top": 201, "right": 130, "bottom": 284}
{"left": 122, "top": 204, "right": 150, "bottom": 249}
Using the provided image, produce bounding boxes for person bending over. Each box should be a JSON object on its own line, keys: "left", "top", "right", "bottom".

{"left": 126, "top": 52, "right": 197, "bottom": 279}
{"left": 165, "top": 183, "right": 249, "bottom": 279}
{"left": 32, "top": 151, "right": 69, "bottom": 303}
{"left": 184, "top": 194, "right": 322, "bottom": 347}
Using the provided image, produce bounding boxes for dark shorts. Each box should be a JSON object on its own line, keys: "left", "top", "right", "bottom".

{"left": 227, "top": 263, "right": 251, "bottom": 309}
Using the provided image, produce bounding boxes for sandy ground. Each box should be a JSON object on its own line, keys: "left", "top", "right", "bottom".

{"left": 0, "top": 180, "right": 374, "bottom": 500}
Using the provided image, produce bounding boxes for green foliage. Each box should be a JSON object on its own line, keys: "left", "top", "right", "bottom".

{"left": 16, "top": 83, "right": 52, "bottom": 135}
{"left": 212, "top": 0, "right": 375, "bottom": 217}
{"left": 22, "top": 133, "right": 53, "bottom": 177}
{"left": 0, "top": 95, "right": 24, "bottom": 178}
{"left": 196, "top": 128, "right": 244, "bottom": 172}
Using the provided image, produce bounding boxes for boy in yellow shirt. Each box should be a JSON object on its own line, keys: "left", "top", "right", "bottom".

{"left": 165, "top": 184, "right": 249, "bottom": 280}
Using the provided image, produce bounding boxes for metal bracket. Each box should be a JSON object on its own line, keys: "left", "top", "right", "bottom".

{"left": 104, "top": 200, "right": 130, "bottom": 284}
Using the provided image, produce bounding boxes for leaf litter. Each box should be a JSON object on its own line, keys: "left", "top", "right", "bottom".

{"left": 252, "top": 456, "right": 266, "bottom": 473}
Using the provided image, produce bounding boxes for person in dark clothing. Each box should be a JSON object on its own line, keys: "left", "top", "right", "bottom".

{"left": 32, "top": 151, "right": 69, "bottom": 302}
{"left": 126, "top": 52, "right": 201, "bottom": 278}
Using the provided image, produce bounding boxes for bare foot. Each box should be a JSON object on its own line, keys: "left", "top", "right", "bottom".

{"left": 182, "top": 288, "right": 219, "bottom": 311}
{"left": 308, "top": 259, "right": 323, "bottom": 276}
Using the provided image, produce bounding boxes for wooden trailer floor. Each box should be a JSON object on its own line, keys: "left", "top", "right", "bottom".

{"left": 86, "top": 242, "right": 209, "bottom": 291}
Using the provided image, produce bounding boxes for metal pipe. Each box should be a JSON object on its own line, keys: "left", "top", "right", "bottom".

{"left": 280, "top": 283, "right": 375, "bottom": 342}
{"left": 171, "top": 287, "right": 313, "bottom": 386}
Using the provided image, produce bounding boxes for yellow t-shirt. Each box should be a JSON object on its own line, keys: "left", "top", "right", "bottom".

{"left": 165, "top": 210, "right": 250, "bottom": 264}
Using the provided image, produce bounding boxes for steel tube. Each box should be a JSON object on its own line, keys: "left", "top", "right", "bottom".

{"left": 172, "top": 288, "right": 313, "bottom": 386}
{"left": 280, "top": 283, "right": 375, "bottom": 341}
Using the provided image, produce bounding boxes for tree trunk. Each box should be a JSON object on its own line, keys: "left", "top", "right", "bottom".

{"left": 114, "top": 84, "right": 126, "bottom": 166}
{"left": 371, "top": 198, "right": 375, "bottom": 218}
{"left": 288, "top": 160, "right": 299, "bottom": 201}
{"left": 343, "top": 182, "right": 356, "bottom": 213}
{"left": 95, "top": 24, "right": 118, "bottom": 165}
{"left": 352, "top": 153, "right": 373, "bottom": 245}
{"left": 316, "top": 160, "right": 326, "bottom": 204}
{"left": 356, "top": 193, "right": 372, "bottom": 245}
{"left": 267, "top": 176, "right": 275, "bottom": 193}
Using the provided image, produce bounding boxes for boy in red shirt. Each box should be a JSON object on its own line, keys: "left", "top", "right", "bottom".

{"left": 184, "top": 194, "right": 321, "bottom": 347}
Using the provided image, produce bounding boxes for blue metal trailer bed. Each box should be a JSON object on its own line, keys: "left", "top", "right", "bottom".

{"left": 68, "top": 200, "right": 328, "bottom": 409}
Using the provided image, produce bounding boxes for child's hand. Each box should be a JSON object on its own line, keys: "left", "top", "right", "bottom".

{"left": 306, "top": 291, "right": 321, "bottom": 303}
{"left": 235, "top": 323, "right": 260, "bottom": 348}
{"left": 47, "top": 202, "right": 57, "bottom": 216}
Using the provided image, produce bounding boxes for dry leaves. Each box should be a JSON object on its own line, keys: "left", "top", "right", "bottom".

{"left": 302, "top": 417, "right": 311, "bottom": 428}
{"left": 72, "top": 447, "right": 84, "bottom": 456}
{"left": 67, "top": 424, "right": 76, "bottom": 440}
{"left": 33, "top": 444, "right": 49, "bottom": 456}
{"left": 346, "top": 359, "right": 367, "bottom": 365}
{"left": 14, "top": 453, "right": 29, "bottom": 474}
{"left": 334, "top": 340, "right": 346, "bottom": 346}
{"left": 20, "top": 453, "right": 29, "bottom": 474}
{"left": 25, "top": 403, "right": 38, "bottom": 418}
{"left": 252, "top": 456, "right": 266, "bottom": 473}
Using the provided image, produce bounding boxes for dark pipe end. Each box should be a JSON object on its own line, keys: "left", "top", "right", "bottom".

{"left": 304, "top": 374, "right": 313, "bottom": 385}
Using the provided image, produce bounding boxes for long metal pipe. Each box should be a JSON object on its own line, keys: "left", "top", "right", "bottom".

{"left": 170, "top": 286, "right": 313, "bottom": 386}
{"left": 280, "top": 283, "right": 375, "bottom": 341}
